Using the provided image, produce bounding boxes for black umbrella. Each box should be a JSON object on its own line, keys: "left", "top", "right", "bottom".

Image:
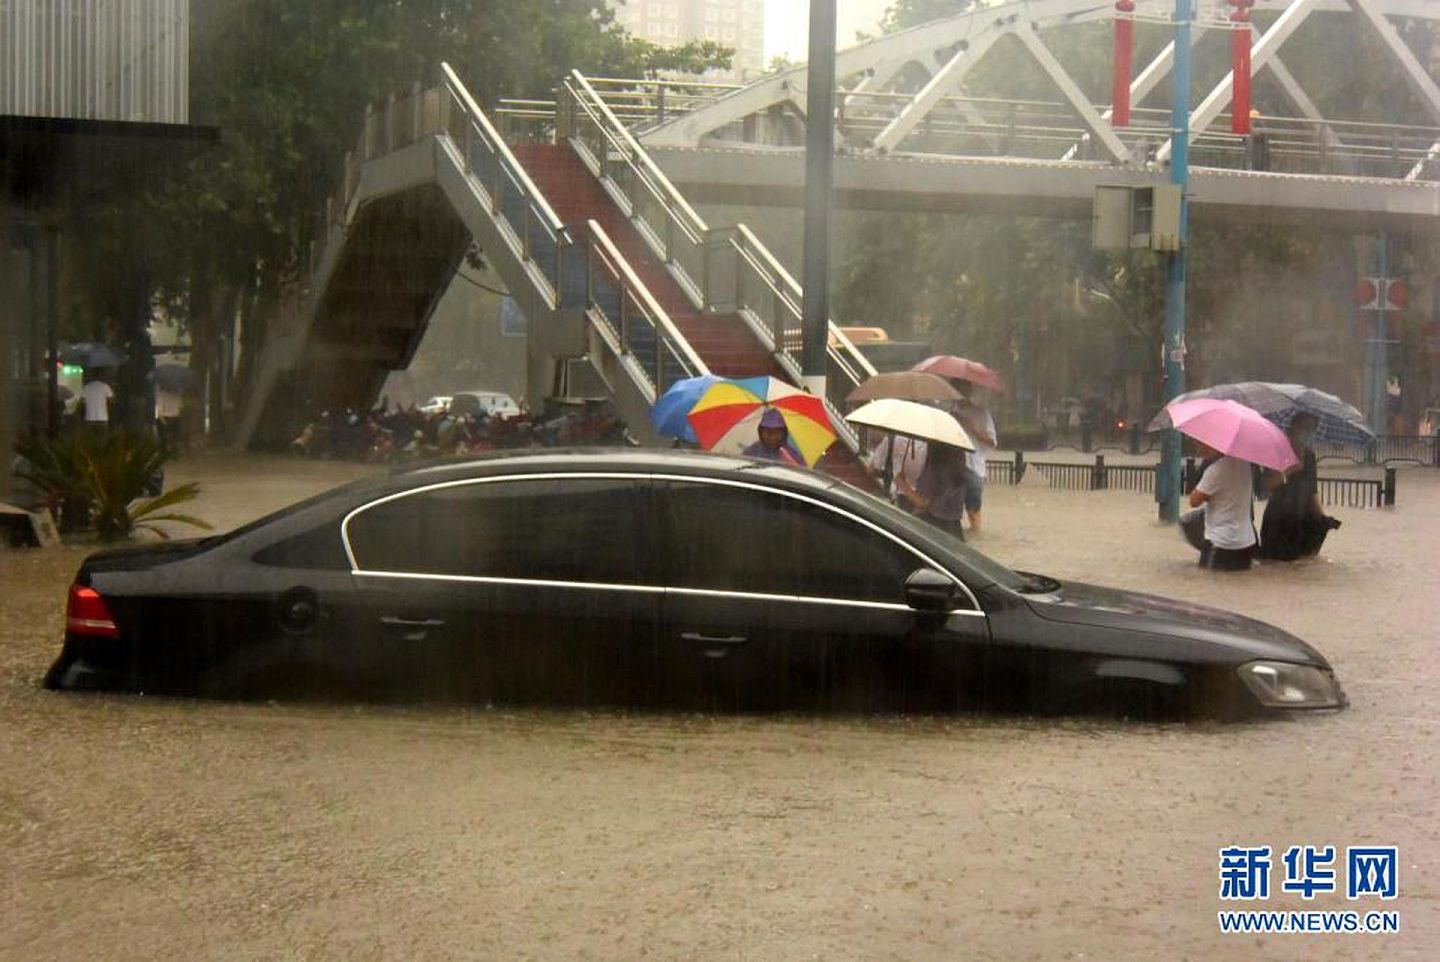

{"left": 151, "top": 363, "right": 197, "bottom": 392}
{"left": 60, "top": 341, "right": 128, "bottom": 368}
{"left": 1147, "top": 381, "right": 1373, "bottom": 445}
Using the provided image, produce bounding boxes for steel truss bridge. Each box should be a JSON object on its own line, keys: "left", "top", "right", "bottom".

{"left": 238, "top": 0, "right": 1440, "bottom": 460}
{"left": 498, "top": 0, "right": 1440, "bottom": 227}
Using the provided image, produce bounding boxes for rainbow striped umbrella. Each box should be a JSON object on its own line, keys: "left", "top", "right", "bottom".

{"left": 686, "top": 376, "right": 837, "bottom": 466}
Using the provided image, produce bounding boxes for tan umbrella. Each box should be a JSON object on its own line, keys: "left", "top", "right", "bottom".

{"left": 846, "top": 371, "right": 961, "bottom": 404}
{"left": 846, "top": 398, "right": 975, "bottom": 451}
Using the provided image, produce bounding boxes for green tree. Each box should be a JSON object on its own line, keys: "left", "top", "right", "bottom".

{"left": 72, "top": 0, "right": 730, "bottom": 436}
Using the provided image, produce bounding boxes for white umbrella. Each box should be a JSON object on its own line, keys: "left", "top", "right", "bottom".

{"left": 846, "top": 398, "right": 975, "bottom": 451}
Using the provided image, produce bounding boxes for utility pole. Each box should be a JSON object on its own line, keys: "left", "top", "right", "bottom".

{"left": 1159, "top": 0, "right": 1192, "bottom": 523}
{"left": 800, "top": 0, "right": 836, "bottom": 400}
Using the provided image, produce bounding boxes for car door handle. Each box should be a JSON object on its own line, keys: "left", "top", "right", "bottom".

{"left": 380, "top": 617, "right": 446, "bottom": 628}
{"left": 681, "top": 632, "right": 748, "bottom": 645}
{"left": 681, "top": 632, "right": 748, "bottom": 659}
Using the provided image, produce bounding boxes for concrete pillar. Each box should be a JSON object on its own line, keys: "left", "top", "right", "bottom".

{"left": 525, "top": 340, "right": 560, "bottom": 414}
{"left": 0, "top": 232, "right": 16, "bottom": 501}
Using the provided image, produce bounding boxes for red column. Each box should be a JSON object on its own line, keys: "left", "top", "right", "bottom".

{"left": 1113, "top": 1, "right": 1135, "bottom": 128}
{"left": 1230, "top": 0, "right": 1254, "bottom": 134}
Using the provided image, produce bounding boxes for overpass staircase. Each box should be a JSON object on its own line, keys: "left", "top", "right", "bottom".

{"left": 237, "top": 66, "right": 876, "bottom": 487}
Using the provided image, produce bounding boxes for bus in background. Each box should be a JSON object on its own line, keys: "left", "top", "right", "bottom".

{"left": 831, "top": 326, "right": 932, "bottom": 374}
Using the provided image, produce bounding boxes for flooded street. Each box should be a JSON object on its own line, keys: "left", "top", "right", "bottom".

{"left": 2, "top": 454, "right": 1436, "bottom": 960}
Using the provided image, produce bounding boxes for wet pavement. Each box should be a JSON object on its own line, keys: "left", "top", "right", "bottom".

{"left": 1, "top": 452, "right": 1436, "bottom": 960}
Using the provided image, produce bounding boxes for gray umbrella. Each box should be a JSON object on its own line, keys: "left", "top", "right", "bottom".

{"left": 1147, "top": 382, "right": 1373, "bottom": 446}
{"left": 60, "top": 341, "right": 128, "bottom": 368}
{"left": 151, "top": 363, "right": 197, "bottom": 392}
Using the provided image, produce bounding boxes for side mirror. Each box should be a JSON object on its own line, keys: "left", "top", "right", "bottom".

{"left": 904, "top": 568, "right": 959, "bottom": 612}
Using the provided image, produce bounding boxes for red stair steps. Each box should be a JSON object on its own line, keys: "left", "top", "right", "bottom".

{"left": 509, "top": 142, "right": 875, "bottom": 493}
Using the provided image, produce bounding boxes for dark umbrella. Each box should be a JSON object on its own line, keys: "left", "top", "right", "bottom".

{"left": 1146, "top": 381, "right": 1373, "bottom": 446}
{"left": 151, "top": 363, "right": 197, "bottom": 392}
{"left": 60, "top": 341, "right": 128, "bottom": 368}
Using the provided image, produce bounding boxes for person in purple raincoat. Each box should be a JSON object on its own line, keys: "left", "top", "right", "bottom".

{"left": 743, "top": 407, "right": 800, "bottom": 464}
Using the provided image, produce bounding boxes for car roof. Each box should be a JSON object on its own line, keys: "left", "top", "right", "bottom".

{"left": 219, "top": 448, "right": 845, "bottom": 547}
{"left": 391, "top": 447, "right": 839, "bottom": 494}
{"left": 216, "top": 447, "right": 1005, "bottom": 593}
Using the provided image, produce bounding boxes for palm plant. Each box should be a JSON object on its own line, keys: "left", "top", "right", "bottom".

{"left": 83, "top": 433, "right": 212, "bottom": 541}
{"left": 13, "top": 433, "right": 92, "bottom": 531}
{"left": 14, "top": 432, "right": 212, "bottom": 541}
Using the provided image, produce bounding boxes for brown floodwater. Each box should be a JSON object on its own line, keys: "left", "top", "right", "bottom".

{"left": 1, "top": 453, "right": 1435, "bottom": 960}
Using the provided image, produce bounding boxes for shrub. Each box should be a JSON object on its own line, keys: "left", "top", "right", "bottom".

{"left": 14, "top": 432, "right": 212, "bottom": 541}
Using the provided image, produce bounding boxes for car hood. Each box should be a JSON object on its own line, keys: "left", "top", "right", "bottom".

{"left": 1025, "top": 579, "right": 1331, "bottom": 667}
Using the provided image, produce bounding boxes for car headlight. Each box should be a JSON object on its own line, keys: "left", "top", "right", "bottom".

{"left": 1237, "top": 661, "right": 1344, "bottom": 709}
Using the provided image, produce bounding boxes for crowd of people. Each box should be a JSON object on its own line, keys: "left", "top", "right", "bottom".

{"left": 739, "top": 373, "right": 998, "bottom": 543}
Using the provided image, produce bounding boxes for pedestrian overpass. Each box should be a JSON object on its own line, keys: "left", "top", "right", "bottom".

{"left": 236, "top": 0, "right": 1440, "bottom": 471}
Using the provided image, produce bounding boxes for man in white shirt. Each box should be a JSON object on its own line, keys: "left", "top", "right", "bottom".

{"left": 81, "top": 374, "right": 114, "bottom": 430}
{"left": 155, "top": 387, "right": 184, "bottom": 450}
{"left": 866, "top": 434, "right": 926, "bottom": 500}
{"left": 1188, "top": 447, "right": 1257, "bottom": 571}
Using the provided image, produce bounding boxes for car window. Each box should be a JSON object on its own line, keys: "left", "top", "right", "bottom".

{"left": 253, "top": 524, "right": 349, "bottom": 570}
{"left": 660, "top": 480, "right": 942, "bottom": 605}
{"left": 347, "top": 477, "right": 649, "bottom": 583}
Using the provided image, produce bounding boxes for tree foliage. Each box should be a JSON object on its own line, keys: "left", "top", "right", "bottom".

{"left": 65, "top": 0, "right": 730, "bottom": 434}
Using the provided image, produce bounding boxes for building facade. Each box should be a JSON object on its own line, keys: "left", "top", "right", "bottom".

{"left": 2, "top": 0, "right": 198, "bottom": 501}
{"left": 1, "top": 0, "right": 189, "bottom": 123}
{"left": 612, "top": 0, "right": 766, "bottom": 78}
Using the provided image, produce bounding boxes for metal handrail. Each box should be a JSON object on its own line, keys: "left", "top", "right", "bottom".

{"left": 559, "top": 70, "right": 877, "bottom": 448}
{"left": 568, "top": 71, "right": 711, "bottom": 237}
{"left": 586, "top": 220, "right": 709, "bottom": 394}
{"left": 440, "top": 66, "right": 710, "bottom": 402}
{"left": 441, "top": 63, "right": 566, "bottom": 233}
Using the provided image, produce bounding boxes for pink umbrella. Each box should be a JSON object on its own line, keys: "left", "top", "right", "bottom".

{"left": 912, "top": 355, "right": 1005, "bottom": 393}
{"left": 1164, "top": 398, "right": 1299, "bottom": 471}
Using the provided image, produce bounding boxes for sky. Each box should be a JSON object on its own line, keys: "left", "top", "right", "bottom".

{"left": 764, "top": 0, "right": 895, "bottom": 63}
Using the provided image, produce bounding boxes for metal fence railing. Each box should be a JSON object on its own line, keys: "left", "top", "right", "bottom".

{"left": 982, "top": 452, "right": 1397, "bottom": 508}
{"left": 986, "top": 454, "right": 1026, "bottom": 486}
{"left": 1005, "top": 429, "right": 1440, "bottom": 470}
{"left": 1315, "top": 435, "right": 1439, "bottom": 467}
{"left": 1030, "top": 460, "right": 1101, "bottom": 491}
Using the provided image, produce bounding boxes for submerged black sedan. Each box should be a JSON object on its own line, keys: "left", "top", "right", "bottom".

{"left": 45, "top": 449, "right": 1346, "bottom": 718}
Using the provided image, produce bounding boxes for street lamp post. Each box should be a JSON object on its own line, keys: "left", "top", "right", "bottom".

{"left": 1159, "top": 0, "right": 1192, "bottom": 523}
{"left": 801, "top": 0, "right": 837, "bottom": 400}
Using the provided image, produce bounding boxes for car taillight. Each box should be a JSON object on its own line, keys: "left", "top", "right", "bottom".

{"left": 66, "top": 584, "right": 120, "bottom": 639}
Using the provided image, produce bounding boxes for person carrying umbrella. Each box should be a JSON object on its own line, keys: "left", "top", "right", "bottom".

{"left": 1188, "top": 443, "right": 1257, "bottom": 571}
{"left": 743, "top": 407, "right": 801, "bottom": 465}
{"left": 1256, "top": 412, "right": 1341, "bottom": 561}
{"left": 911, "top": 356, "right": 1002, "bottom": 535}
{"left": 81, "top": 370, "right": 115, "bottom": 436}
{"left": 1167, "top": 399, "right": 1298, "bottom": 572}
{"left": 947, "top": 378, "right": 996, "bottom": 535}
{"left": 896, "top": 442, "right": 969, "bottom": 541}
